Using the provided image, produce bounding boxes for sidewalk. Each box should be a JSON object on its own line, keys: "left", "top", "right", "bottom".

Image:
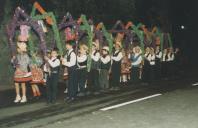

{"left": 0, "top": 85, "right": 14, "bottom": 91}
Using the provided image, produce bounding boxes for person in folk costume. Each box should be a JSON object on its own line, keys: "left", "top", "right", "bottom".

{"left": 142, "top": 47, "right": 151, "bottom": 84}
{"left": 155, "top": 45, "right": 162, "bottom": 80}
{"left": 110, "top": 41, "right": 123, "bottom": 91}
{"left": 99, "top": 46, "right": 111, "bottom": 92}
{"left": 44, "top": 48, "right": 60, "bottom": 104}
{"left": 120, "top": 49, "right": 131, "bottom": 84}
{"left": 62, "top": 40, "right": 78, "bottom": 102}
{"left": 11, "top": 41, "right": 31, "bottom": 103}
{"left": 161, "top": 48, "right": 168, "bottom": 79}
{"left": 76, "top": 44, "right": 88, "bottom": 97}
{"left": 129, "top": 46, "right": 143, "bottom": 84}
{"left": 147, "top": 47, "right": 156, "bottom": 83}
{"left": 89, "top": 39, "right": 101, "bottom": 95}
{"left": 30, "top": 52, "right": 43, "bottom": 99}
{"left": 43, "top": 50, "right": 51, "bottom": 84}
{"left": 167, "top": 47, "right": 175, "bottom": 79}
{"left": 174, "top": 47, "right": 182, "bottom": 77}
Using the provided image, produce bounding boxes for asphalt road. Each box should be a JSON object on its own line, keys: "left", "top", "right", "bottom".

{"left": 0, "top": 67, "right": 198, "bottom": 128}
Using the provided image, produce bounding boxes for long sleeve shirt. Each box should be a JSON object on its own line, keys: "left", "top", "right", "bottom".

{"left": 167, "top": 53, "right": 175, "bottom": 62}
{"left": 15, "top": 53, "right": 30, "bottom": 72}
{"left": 48, "top": 57, "right": 60, "bottom": 68}
{"left": 62, "top": 49, "right": 77, "bottom": 67}
{"left": 156, "top": 51, "right": 162, "bottom": 59}
{"left": 112, "top": 50, "right": 123, "bottom": 62}
{"left": 147, "top": 54, "right": 155, "bottom": 65}
{"left": 77, "top": 54, "right": 87, "bottom": 68}
{"left": 91, "top": 50, "right": 100, "bottom": 62}
{"left": 101, "top": 55, "right": 111, "bottom": 64}
{"left": 131, "top": 53, "right": 142, "bottom": 67}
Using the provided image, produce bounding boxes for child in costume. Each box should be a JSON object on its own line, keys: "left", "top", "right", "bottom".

{"left": 120, "top": 49, "right": 131, "bottom": 84}
{"left": 111, "top": 41, "right": 123, "bottom": 91}
{"left": 130, "top": 46, "right": 143, "bottom": 84}
{"left": 147, "top": 47, "right": 156, "bottom": 83}
{"left": 11, "top": 41, "right": 31, "bottom": 103}
{"left": 30, "top": 53, "right": 44, "bottom": 99}
{"left": 161, "top": 49, "right": 168, "bottom": 79}
{"left": 99, "top": 46, "right": 111, "bottom": 92}
{"left": 76, "top": 44, "right": 88, "bottom": 97}
{"left": 142, "top": 47, "right": 150, "bottom": 84}
{"left": 62, "top": 40, "right": 77, "bottom": 102}
{"left": 155, "top": 46, "right": 162, "bottom": 80}
{"left": 89, "top": 40, "right": 101, "bottom": 95}
{"left": 44, "top": 49, "right": 60, "bottom": 104}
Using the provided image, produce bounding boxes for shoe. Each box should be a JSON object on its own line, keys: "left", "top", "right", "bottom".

{"left": 14, "top": 95, "right": 21, "bottom": 103}
{"left": 20, "top": 96, "right": 27, "bottom": 103}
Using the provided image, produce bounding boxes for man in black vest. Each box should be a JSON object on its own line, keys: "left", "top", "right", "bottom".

{"left": 62, "top": 40, "right": 77, "bottom": 102}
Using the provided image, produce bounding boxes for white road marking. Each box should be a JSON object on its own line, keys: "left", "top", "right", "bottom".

{"left": 100, "top": 93, "right": 162, "bottom": 111}
{"left": 192, "top": 82, "right": 198, "bottom": 86}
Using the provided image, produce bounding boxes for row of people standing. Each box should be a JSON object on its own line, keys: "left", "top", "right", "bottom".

{"left": 12, "top": 39, "right": 179, "bottom": 104}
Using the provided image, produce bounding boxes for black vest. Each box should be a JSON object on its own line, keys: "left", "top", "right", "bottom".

{"left": 113, "top": 51, "right": 121, "bottom": 63}
{"left": 91, "top": 50, "right": 100, "bottom": 69}
{"left": 78, "top": 57, "right": 87, "bottom": 67}
{"left": 50, "top": 58, "right": 60, "bottom": 73}
{"left": 112, "top": 50, "right": 121, "bottom": 69}
{"left": 101, "top": 55, "right": 111, "bottom": 70}
{"left": 67, "top": 50, "right": 77, "bottom": 69}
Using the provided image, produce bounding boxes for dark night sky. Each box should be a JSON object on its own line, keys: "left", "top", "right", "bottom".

{"left": 1, "top": 0, "right": 198, "bottom": 62}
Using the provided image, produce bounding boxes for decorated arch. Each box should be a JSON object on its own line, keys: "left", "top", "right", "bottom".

{"left": 6, "top": 7, "right": 47, "bottom": 57}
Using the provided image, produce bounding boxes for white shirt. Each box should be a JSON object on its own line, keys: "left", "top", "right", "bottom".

{"left": 147, "top": 54, "right": 155, "bottom": 65}
{"left": 132, "top": 53, "right": 142, "bottom": 66}
{"left": 48, "top": 57, "right": 60, "bottom": 68}
{"left": 162, "top": 54, "right": 167, "bottom": 62}
{"left": 112, "top": 50, "right": 123, "bottom": 62}
{"left": 101, "top": 55, "right": 111, "bottom": 64}
{"left": 91, "top": 50, "right": 100, "bottom": 62}
{"left": 167, "top": 53, "right": 175, "bottom": 62}
{"left": 77, "top": 54, "right": 87, "bottom": 68}
{"left": 62, "top": 49, "right": 77, "bottom": 67}
{"left": 156, "top": 51, "right": 162, "bottom": 59}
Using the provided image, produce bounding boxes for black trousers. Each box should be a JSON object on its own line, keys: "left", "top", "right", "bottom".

{"left": 67, "top": 67, "right": 77, "bottom": 98}
{"left": 89, "top": 69, "right": 100, "bottom": 92}
{"left": 46, "top": 73, "right": 59, "bottom": 103}
{"left": 77, "top": 68, "right": 87, "bottom": 93}
{"left": 155, "top": 61, "right": 161, "bottom": 80}
{"left": 130, "top": 67, "right": 140, "bottom": 83}
{"left": 142, "top": 64, "right": 150, "bottom": 83}
{"left": 111, "top": 64, "right": 121, "bottom": 87}
{"left": 149, "top": 65, "right": 155, "bottom": 82}
{"left": 161, "top": 62, "right": 168, "bottom": 78}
